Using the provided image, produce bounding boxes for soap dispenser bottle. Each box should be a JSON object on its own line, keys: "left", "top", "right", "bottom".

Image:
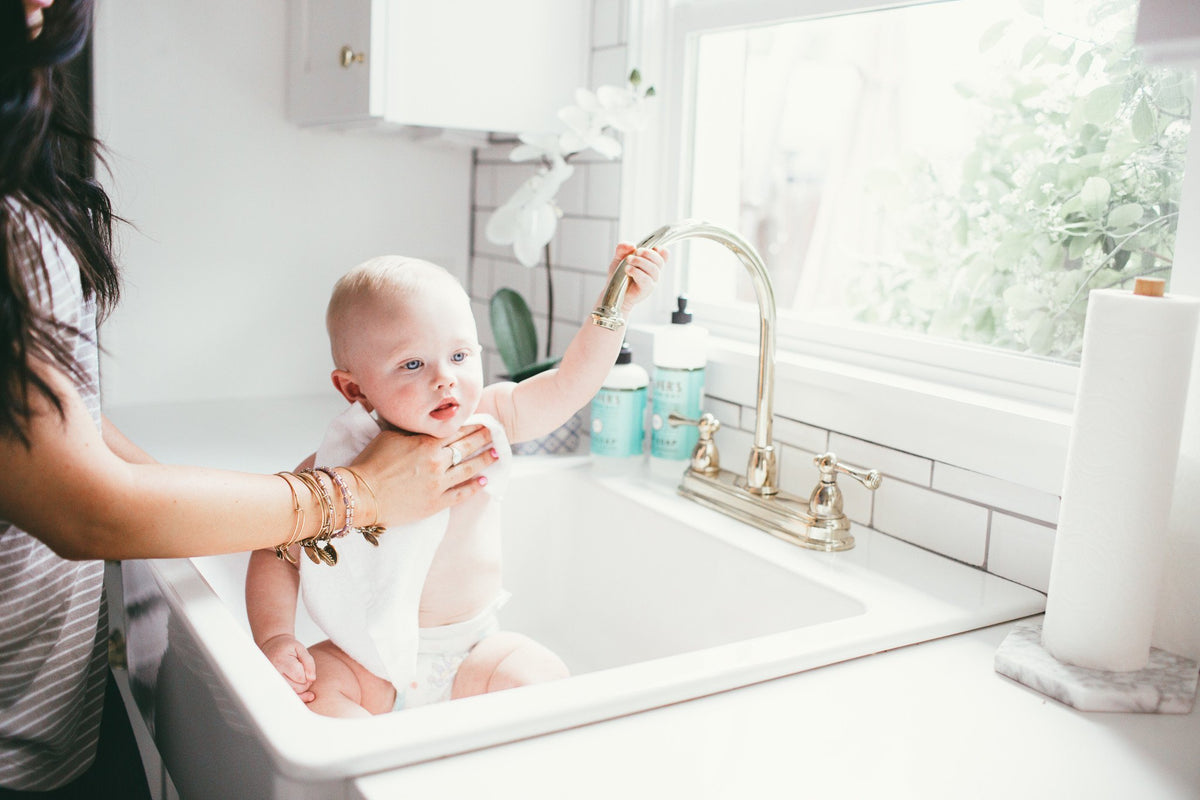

{"left": 650, "top": 296, "right": 708, "bottom": 466}
{"left": 590, "top": 341, "right": 649, "bottom": 468}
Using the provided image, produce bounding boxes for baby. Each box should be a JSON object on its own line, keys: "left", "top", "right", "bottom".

{"left": 245, "top": 244, "right": 663, "bottom": 717}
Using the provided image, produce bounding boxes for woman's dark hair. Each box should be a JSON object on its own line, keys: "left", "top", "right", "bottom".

{"left": 0, "top": 0, "right": 119, "bottom": 445}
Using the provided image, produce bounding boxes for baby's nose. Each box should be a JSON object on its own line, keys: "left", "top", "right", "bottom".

{"left": 433, "top": 363, "right": 456, "bottom": 388}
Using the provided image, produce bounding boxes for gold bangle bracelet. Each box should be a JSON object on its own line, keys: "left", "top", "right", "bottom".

{"left": 273, "top": 473, "right": 303, "bottom": 564}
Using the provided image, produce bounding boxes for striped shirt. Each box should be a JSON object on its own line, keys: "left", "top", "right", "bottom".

{"left": 0, "top": 202, "right": 107, "bottom": 791}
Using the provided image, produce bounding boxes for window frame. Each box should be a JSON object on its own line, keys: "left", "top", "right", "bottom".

{"left": 620, "top": 0, "right": 1199, "bottom": 494}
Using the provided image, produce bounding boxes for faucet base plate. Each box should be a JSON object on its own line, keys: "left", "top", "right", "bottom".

{"left": 678, "top": 468, "right": 855, "bottom": 552}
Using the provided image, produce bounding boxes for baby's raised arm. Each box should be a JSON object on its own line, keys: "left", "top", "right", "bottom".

{"left": 486, "top": 244, "right": 665, "bottom": 444}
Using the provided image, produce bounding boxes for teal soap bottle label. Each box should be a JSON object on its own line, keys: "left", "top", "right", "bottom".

{"left": 650, "top": 366, "right": 705, "bottom": 459}
{"left": 590, "top": 385, "right": 648, "bottom": 457}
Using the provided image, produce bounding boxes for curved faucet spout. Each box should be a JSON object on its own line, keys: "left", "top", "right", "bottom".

{"left": 592, "top": 219, "right": 778, "bottom": 495}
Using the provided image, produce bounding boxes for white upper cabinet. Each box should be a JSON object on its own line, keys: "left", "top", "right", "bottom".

{"left": 286, "top": 0, "right": 591, "bottom": 134}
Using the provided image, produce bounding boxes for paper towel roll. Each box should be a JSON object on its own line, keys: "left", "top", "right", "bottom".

{"left": 1042, "top": 286, "right": 1200, "bottom": 671}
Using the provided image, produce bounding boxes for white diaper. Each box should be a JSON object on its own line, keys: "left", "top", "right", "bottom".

{"left": 395, "top": 593, "right": 510, "bottom": 711}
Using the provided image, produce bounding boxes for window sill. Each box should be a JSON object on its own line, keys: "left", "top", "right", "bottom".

{"left": 626, "top": 325, "right": 1072, "bottom": 496}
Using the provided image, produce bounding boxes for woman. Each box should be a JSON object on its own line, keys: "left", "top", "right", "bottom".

{"left": 0, "top": 1, "right": 496, "bottom": 795}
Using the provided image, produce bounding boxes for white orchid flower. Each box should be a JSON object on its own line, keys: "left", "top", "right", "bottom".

{"left": 582, "top": 84, "right": 648, "bottom": 132}
{"left": 485, "top": 159, "right": 575, "bottom": 267}
{"left": 488, "top": 71, "right": 653, "bottom": 267}
{"left": 558, "top": 102, "right": 623, "bottom": 159}
{"left": 509, "top": 131, "right": 564, "bottom": 163}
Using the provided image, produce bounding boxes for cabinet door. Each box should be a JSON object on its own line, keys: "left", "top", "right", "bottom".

{"left": 382, "top": 0, "right": 589, "bottom": 134}
{"left": 286, "top": 0, "right": 382, "bottom": 126}
{"left": 287, "top": 0, "right": 589, "bottom": 133}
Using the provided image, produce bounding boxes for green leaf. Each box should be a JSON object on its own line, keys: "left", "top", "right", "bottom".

{"left": 1107, "top": 202, "right": 1144, "bottom": 230}
{"left": 511, "top": 358, "right": 560, "bottom": 382}
{"left": 1003, "top": 284, "right": 1045, "bottom": 312}
{"left": 1068, "top": 233, "right": 1097, "bottom": 260}
{"left": 1082, "top": 84, "right": 1124, "bottom": 126}
{"left": 489, "top": 288, "right": 539, "bottom": 376}
{"left": 1131, "top": 97, "right": 1157, "bottom": 143}
{"left": 1080, "top": 176, "right": 1111, "bottom": 218}
{"left": 1075, "top": 51, "right": 1094, "bottom": 77}
{"left": 979, "top": 20, "right": 1011, "bottom": 52}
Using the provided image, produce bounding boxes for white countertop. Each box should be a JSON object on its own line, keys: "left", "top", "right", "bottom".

{"left": 355, "top": 616, "right": 1200, "bottom": 800}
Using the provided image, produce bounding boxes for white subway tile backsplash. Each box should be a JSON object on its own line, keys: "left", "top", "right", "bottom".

{"left": 473, "top": 162, "right": 500, "bottom": 209}
{"left": 475, "top": 142, "right": 517, "bottom": 164}
{"left": 777, "top": 443, "right": 820, "bottom": 493}
{"left": 493, "top": 163, "right": 535, "bottom": 209}
{"left": 873, "top": 480, "right": 989, "bottom": 566}
{"left": 987, "top": 513, "right": 1055, "bottom": 593}
{"left": 586, "top": 161, "right": 623, "bottom": 217}
{"left": 933, "top": 463, "right": 1060, "bottom": 524}
{"left": 472, "top": 214, "right": 511, "bottom": 260}
{"left": 592, "top": 0, "right": 624, "bottom": 48}
{"left": 702, "top": 396, "right": 741, "bottom": 431}
{"left": 557, "top": 168, "right": 589, "bottom": 216}
{"left": 553, "top": 268, "right": 588, "bottom": 324}
{"left": 556, "top": 216, "right": 618, "bottom": 272}
{"left": 829, "top": 433, "right": 932, "bottom": 486}
{"left": 468, "top": 256, "right": 494, "bottom": 300}
{"left": 492, "top": 259, "right": 539, "bottom": 309}
{"left": 773, "top": 415, "right": 828, "bottom": 454}
{"left": 840, "top": 475, "right": 875, "bottom": 526}
{"left": 471, "top": 298, "right": 491, "bottom": 346}
{"left": 713, "top": 425, "right": 755, "bottom": 472}
{"left": 581, "top": 272, "right": 608, "bottom": 313}
{"left": 590, "top": 45, "right": 629, "bottom": 89}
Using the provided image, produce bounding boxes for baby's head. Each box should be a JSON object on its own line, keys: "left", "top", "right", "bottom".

{"left": 326, "top": 256, "right": 483, "bottom": 437}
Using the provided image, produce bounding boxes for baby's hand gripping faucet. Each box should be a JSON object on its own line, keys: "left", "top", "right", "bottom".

{"left": 594, "top": 219, "right": 882, "bottom": 551}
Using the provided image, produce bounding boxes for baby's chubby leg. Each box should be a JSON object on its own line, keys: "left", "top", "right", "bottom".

{"left": 306, "top": 640, "right": 397, "bottom": 717}
{"left": 451, "top": 632, "right": 569, "bottom": 699}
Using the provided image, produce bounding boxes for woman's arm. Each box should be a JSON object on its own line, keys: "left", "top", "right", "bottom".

{"left": 103, "top": 416, "right": 157, "bottom": 464}
{"left": 0, "top": 360, "right": 499, "bottom": 560}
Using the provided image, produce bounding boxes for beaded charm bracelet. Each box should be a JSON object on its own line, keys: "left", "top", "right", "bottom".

{"left": 272, "top": 467, "right": 386, "bottom": 567}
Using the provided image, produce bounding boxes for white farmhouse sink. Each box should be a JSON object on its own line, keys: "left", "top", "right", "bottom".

{"left": 110, "top": 398, "right": 1044, "bottom": 799}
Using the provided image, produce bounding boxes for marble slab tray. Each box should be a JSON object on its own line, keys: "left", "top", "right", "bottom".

{"left": 994, "top": 621, "right": 1199, "bottom": 713}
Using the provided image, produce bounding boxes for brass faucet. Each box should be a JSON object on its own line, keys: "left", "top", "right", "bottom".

{"left": 592, "top": 219, "right": 881, "bottom": 551}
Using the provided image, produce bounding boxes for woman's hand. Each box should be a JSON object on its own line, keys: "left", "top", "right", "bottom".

{"left": 349, "top": 425, "right": 498, "bottom": 527}
{"left": 609, "top": 242, "right": 667, "bottom": 312}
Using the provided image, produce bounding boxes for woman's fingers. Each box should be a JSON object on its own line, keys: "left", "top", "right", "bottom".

{"left": 444, "top": 425, "right": 494, "bottom": 460}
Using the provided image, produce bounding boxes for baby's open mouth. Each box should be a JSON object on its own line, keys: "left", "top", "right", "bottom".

{"left": 430, "top": 399, "right": 459, "bottom": 420}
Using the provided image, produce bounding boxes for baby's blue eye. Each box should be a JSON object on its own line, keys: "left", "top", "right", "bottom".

{"left": 451, "top": 351, "right": 468, "bottom": 363}
{"left": 403, "top": 359, "right": 423, "bottom": 371}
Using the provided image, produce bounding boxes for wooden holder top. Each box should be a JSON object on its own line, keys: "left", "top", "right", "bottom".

{"left": 1134, "top": 277, "right": 1166, "bottom": 297}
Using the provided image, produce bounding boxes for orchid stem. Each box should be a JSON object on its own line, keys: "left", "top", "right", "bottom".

{"left": 544, "top": 241, "right": 554, "bottom": 358}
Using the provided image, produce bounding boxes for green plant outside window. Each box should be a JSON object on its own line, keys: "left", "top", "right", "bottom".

{"left": 688, "top": 0, "right": 1194, "bottom": 362}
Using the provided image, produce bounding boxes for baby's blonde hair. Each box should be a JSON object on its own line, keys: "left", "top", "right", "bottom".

{"left": 326, "top": 255, "right": 468, "bottom": 369}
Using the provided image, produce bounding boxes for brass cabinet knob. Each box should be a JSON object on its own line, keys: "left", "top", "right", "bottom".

{"left": 339, "top": 45, "right": 365, "bottom": 68}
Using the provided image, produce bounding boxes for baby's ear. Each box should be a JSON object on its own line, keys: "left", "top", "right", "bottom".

{"left": 330, "top": 370, "right": 369, "bottom": 408}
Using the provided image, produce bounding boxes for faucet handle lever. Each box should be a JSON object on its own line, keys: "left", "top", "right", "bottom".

{"left": 813, "top": 453, "right": 882, "bottom": 490}
{"left": 668, "top": 412, "right": 721, "bottom": 475}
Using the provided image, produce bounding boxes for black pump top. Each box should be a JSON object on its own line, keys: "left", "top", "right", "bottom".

{"left": 615, "top": 341, "right": 633, "bottom": 364}
{"left": 671, "top": 295, "right": 693, "bottom": 325}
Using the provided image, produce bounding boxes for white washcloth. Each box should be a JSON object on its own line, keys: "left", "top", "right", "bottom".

{"left": 298, "top": 402, "right": 511, "bottom": 689}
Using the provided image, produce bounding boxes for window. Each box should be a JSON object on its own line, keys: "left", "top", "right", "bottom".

{"left": 668, "top": 0, "right": 1194, "bottom": 394}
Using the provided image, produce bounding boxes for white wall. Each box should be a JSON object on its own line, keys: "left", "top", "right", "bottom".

{"left": 92, "top": 1, "right": 473, "bottom": 408}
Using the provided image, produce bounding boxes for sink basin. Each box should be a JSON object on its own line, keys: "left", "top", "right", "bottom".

{"left": 117, "top": 416, "right": 1044, "bottom": 799}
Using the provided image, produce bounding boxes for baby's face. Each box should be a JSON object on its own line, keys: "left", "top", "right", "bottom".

{"left": 344, "top": 280, "right": 484, "bottom": 437}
